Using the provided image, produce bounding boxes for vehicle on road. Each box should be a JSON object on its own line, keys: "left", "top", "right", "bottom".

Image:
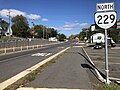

{"left": 49, "top": 37, "right": 58, "bottom": 42}
{"left": 93, "top": 42, "right": 103, "bottom": 49}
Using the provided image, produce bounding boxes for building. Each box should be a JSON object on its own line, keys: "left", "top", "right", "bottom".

{"left": 117, "top": 21, "right": 120, "bottom": 29}
{"left": 90, "top": 33, "right": 115, "bottom": 44}
{"left": 90, "top": 33, "right": 104, "bottom": 43}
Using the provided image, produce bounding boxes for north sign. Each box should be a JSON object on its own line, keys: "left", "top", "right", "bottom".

{"left": 95, "top": 11, "right": 117, "bottom": 29}
{"left": 96, "top": 2, "right": 114, "bottom": 12}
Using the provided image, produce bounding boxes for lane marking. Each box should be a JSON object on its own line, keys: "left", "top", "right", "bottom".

{"left": 57, "top": 47, "right": 65, "bottom": 49}
{"left": 31, "top": 53, "right": 52, "bottom": 57}
{"left": 17, "top": 87, "right": 86, "bottom": 90}
{"left": 0, "top": 47, "right": 52, "bottom": 63}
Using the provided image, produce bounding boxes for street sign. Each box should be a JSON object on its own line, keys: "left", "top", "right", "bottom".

{"left": 95, "top": 11, "right": 117, "bottom": 29}
{"left": 95, "top": 2, "right": 117, "bottom": 84}
{"left": 96, "top": 2, "right": 114, "bottom": 12}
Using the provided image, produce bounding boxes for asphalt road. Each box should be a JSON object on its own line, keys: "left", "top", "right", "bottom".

{"left": 85, "top": 47, "right": 120, "bottom": 79}
{"left": 26, "top": 47, "right": 99, "bottom": 90}
{"left": 0, "top": 40, "right": 75, "bottom": 83}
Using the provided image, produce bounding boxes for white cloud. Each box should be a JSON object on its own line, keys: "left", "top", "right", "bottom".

{"left": 63, "top": 22, "right": 79, "bottom": 28}
{"left": 27, "top": 14, "right": 41, "bottom": 20}
{"left": 79, "top": 23, "right": 88, "bottom": 27}
{"left": 0, "top": 9, "right": 41, "bottom": 20}
{"left": 0, "top": 9, "right": 26, "bottom": 18}
{"left": 57, "top": 22, "right": 88, "bottom": 31}
{"left": 58, "top": 27, "right": 73, "bottom": 30}
{"left": 41, "top": 18, "right": 48, "bottom": 22}
{"left": 50, "top": 27, "right": 57, "bottom": 30}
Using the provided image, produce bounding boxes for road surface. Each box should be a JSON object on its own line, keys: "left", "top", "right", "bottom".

{"left": 25, "top": 47, "right": 99, "bottom": 90}
{"left": 0, "top": 40, "right": 75, "bottom": 83}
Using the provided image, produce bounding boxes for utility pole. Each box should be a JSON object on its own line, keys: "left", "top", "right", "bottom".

{"left": 32, "top": 19, "right": 35, "bottom": 38}
{"left": 6, "top": 9, "right": 12, "bottom": 36}
{"left": 43, "top": 26, "right": 45, "bottom": 39}
{"left": 46, "top": 26, "right": 47, "bottom": 39}
{"left": 7, "top": 10, "right": 11, "bottom": 35}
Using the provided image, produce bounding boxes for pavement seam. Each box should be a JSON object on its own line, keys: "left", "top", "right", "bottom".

{"left": 0, "top": 47, "right": 70, "bottom": 90}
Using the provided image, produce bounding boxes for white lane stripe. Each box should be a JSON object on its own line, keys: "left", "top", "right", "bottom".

{"left": 31, "top": 53, "right": 52, "bottom": 57}
{"left": 17, "top": 87, "right": 86, "bottom": 90}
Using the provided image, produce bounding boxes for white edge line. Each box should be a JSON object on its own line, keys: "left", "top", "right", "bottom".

{"left": 17, "top": 87, "right": 85, "bottom": 90}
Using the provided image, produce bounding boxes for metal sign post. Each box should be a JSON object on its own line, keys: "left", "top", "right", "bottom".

{"left": 105, "top": 29, "right": 109, "bottom": 84}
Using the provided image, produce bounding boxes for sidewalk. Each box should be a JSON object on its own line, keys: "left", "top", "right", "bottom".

{"left": 17, "top": 47, "right": 99, "bottom": 90}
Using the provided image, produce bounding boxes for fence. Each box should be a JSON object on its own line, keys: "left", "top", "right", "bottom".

{"left": 0, "top": 39, "right": 57, "bottom": 55}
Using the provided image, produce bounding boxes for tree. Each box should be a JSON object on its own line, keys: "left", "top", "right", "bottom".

{"left": 11, "top": 15, "right": 29, "bottom": 38}
{"left": 69, "top": 34, "right": 76, "bottom": 39}
{"left": 49, "top": 28, "right": 57, "bottom": 37}
{"left": 58, "top": 34, "right": 66, "bottom": 41}
{"left": 30, "top": 25, "right": 58, "bottom": 39}
{"left": 110, "top": 29, "right": 119, "bottom": 42}
{"left": 34, "top": 24, "right": 44, "bottom": 38}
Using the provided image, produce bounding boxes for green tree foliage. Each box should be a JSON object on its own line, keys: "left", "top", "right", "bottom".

{"left": 79, "top": 31, "right": 86, "bottom": 40}
{"left": 58, "top": 33, "right": 66, "bottom": 41}
{"left": 11, "top": 15, "right": 29, "bottom": 38}
{"left": 48, "top": 28, "right": 57, "bottom": 37}
{"left": 69, "top": 34, "right": 76, "bottom": 39}
{"left": 110, "top": 29, "right": 119, "bottom": 42}
{"left": 28, "top": 25, "right": 58, "bottom": 39}
{"left": 34, "top": 24, "right": 44, "bottom": 38}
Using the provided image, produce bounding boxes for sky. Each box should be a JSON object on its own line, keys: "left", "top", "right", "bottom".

{"left": 0, "top": 0, "right": 120, "bottom": 37}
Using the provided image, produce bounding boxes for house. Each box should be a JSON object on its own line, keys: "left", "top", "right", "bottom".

{"left": 90, "top": 33, "right": 104, "bottom": 43}
{"left": 90, "top": 33, "right": 115, "bottom": 44}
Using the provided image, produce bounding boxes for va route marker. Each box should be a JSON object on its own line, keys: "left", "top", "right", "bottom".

{"left": 95, "top": 2, "right": 117, "bottom": 84}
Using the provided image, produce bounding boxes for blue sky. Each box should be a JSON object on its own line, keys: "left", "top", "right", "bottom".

{"left": 0, "top": 0, "right": 120, "bottom": 36}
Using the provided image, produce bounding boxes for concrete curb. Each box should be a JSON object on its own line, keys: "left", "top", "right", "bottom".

{"left": 0, "top": 47, "right": 70, "bottom": 90}
{"left": 81, "top": 47, "right": 106, "bottom": 83}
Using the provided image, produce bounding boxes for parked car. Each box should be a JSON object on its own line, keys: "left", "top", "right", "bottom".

{"left": 93, "top": 43, "right": 103, "bottom": 49}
